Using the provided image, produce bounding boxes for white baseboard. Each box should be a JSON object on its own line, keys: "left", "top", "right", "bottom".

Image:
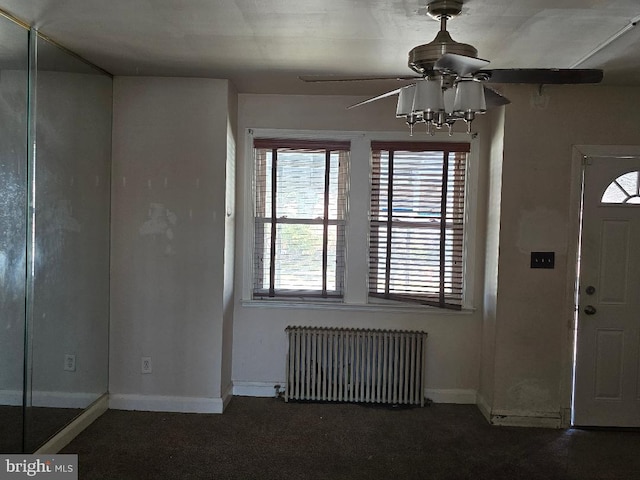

{"left": 474, "top": 394, "right": 563, "bottom": 428}
{"left": 221, "top": 382, "right": 233, "bottom": 411}
{"left": 1, "top": 390, "right": 103, "bottom": 409}
{"left": 31, "top": 391, "right": 102, "bottom": 409}
{"left": 232, "top": 382, "right": 477, "bottom": 405}
{"left": 109, "top": 393, "right": 226, "bottom": 414}
{"left": 489, "top": 409, "right": 562, "bottom": 428}
{"left": 233, "top": 381, "right": 283, "bottom": 398}
{"left": 35, "top": 394, "right": 108, "bottom": 454}
{"left": 424, "top": 389, "right": 477, "bottom": 404}
{"left": 476, "top": 393, "right": 492, "bottom": 423}
{"left": 0, "top": 389, "right": 22, "bottom": 406}
{"left": 561, "top": 407, "right": 572, "bottom": 428}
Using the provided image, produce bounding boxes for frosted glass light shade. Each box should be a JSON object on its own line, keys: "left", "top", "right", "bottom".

{"left": 396, "top": 84, "right": 417, "bottom": 117}
{"left": 443, "top": 86, "right": 457, "bottom": 114}
{"left": 454, "top": 80, "right": 486, "bottom": 112}
{"left": 412, "top": 79, "right": 444, "bottom": 113}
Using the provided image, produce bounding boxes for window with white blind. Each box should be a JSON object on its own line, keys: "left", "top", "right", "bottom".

{"left": 369, "top": 141, "right": 470, "bottom": 309}
{"left": 253, "top": 139, "right": 348, "bottom": 299}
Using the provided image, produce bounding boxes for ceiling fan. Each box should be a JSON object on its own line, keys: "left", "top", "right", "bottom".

{"left": 300, "top": 0, "right": 604, "bottom": 134}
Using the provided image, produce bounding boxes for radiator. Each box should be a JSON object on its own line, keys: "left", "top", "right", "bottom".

{"left": 285, "top": 326, "right": 428, "bottom": 407}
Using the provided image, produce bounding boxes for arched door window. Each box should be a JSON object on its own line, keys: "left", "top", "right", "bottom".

{"left": 601, "top": 171, "right": 640, "bottom": 204}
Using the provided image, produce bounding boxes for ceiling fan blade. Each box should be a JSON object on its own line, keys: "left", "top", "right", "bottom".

{"left": 483, "top": 86, "right": 511, "bottom": 108}
{"left": 479, "top": 68, "right": 603, "bottom": 84}
{"left": 347, "top": 88, "right": 403, "bottom": 109}
{"left": 435, "top": 53, "right": 490, "bottom": 76}
{"left": 299, "top": 75, "right": 421, "bottom": 83}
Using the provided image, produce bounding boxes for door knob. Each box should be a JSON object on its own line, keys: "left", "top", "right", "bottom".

{"left": 584, "top": 305, "right": 597, "bottom": 315}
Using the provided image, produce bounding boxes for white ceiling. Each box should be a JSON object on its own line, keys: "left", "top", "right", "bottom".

{"left": 1, "top": 0, "right": 640, "bottom": 95}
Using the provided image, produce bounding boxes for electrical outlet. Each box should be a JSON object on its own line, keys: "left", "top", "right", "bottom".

{"left": 141, "top": 356, "right": 152, "bottom": 374}
{"left": 64, "top": 354, "right": 76, "bottom": 372}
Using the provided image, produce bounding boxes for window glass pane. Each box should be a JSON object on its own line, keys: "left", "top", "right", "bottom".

{"left": 254, "top": 149, "right": 271, "bottom": 217}
{"left": 274, "top": 223, "right": 324, "bottom": 290}
{"left": 371, "top": 153, "right": 389, "bottom": 222}
{"left": 369, "top": 223, "right": 388, "bottom": 292}
{"left": 253, "top": 220, "right": 271, "bottom": 291}
{"left": 264, "top": 150, "right": 272, "bottom": 215}
{"left": 616, "top": 172, "right": 638, "bottom": 196}
{"left": 602, "top": 171, "right": 640, "bottom": 204}
{"left": 393, "top": 151, "right": 443, "bottom": 221}
{"left": 327, "top": 225, "right": 344, "bottom": 291}
{"left": 602, "top": 183, "right": 627, "bottom": 203}
{"left": 388, "top": 225, "right": 441, "bottom": 295}
{"left": 328, "top": 152, "right": 344, "bottom": 220}
{"left": 276, "top": 150, "right": 325, "bottom": 219}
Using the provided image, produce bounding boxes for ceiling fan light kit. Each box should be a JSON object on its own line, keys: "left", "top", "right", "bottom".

{"left": 398, "top": 77, "right": 486, "bottom": 135}
{"left": 454, "top": 79, "right": 486, "bottom": 117}
{"left": 304, "top": 0, "right": 604, "bottom": 136}
{"left": 413, "top": 78, "right": 444, "bottom": 113}
{"left": 396, "top": 0, "right": 602, "bottom": 136}
{"left": 396, "top": 84, "right": 417, "bottom": 117}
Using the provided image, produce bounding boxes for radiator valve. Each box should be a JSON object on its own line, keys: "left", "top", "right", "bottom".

{"left": 274, "top": 384, "right": 285, "bottom": 398}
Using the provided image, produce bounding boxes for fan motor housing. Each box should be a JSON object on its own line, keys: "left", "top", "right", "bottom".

{"left": 408, "top": 34, "right": 478, "bottom": 74}
{"left": 409, "top": 0, "right": 477, "bottom": 74}
{"left": 426, "top": 0, "right": 463, "bottom": 20}
{"left": 409, "top": 36, "right": 478, "bottom": 74}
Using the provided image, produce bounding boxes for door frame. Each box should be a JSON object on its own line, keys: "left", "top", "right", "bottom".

{"left": 565, "top": 145, "right": 640, "bottom": 427}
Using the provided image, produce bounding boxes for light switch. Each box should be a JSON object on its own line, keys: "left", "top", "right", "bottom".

{"left": 531, "top": 251, "right": 555, "bottom": 269}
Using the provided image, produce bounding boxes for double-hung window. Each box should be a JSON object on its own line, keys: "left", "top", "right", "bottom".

{"left": 253, "top": 139, "right": 348, "bottom": 300}
{"left": 369, "top": 141, "right": 470, "bottom": 309}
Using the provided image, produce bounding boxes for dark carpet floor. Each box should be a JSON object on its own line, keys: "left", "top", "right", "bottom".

{"left": 60, "top": 397, "right": 640, "bottom": 480}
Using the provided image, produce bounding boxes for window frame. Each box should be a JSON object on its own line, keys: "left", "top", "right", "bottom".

{"left": 251, "top": 136, "right": 350, "bottom": 301}
{"left": 368, "top": 141, "right": 470, "bottom": 310}
{"left": 242, "top": 129, "right": 479, "bottom": 312}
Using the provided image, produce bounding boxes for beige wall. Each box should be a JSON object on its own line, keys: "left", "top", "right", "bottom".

{"left": 485, "top": 84, "right": 640, "bottom": 425}
{"left": 109, "top": 77, "right": 235, "bottom": 413}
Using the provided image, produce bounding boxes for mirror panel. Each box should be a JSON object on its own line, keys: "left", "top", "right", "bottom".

{"left": 0, "top": 14, "right": 28, "bottom": 454}
{"left": 24, "top": 34, "right": 112, "bottom": 452}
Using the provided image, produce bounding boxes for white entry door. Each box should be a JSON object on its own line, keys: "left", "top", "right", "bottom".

{"left": 573, "top": 156, "right": 640, "bottom": 427}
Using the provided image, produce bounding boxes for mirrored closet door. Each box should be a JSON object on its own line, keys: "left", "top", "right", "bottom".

{"left": 0, "top": 12, "right": 29, "bottom": 454}
{"left": 0, "top": 10, "right": 113, "bottom": 453}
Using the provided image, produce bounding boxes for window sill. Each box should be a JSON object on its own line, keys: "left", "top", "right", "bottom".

{"left": 240, "top": 299, "right": 475, "bottom": 315}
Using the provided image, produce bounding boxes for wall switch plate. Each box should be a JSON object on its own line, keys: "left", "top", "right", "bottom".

{"left": 64, "top": 354, "right": 76, "bottom": 372}
{"left": 531, "top": 251, "right": 555, "bottom": 269}
{"left": 141, "top": 356, "right": 152, "bottom": 374}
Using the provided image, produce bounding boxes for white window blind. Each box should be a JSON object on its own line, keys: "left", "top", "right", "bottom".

{"left": 369, "top": 141, "right": 469, "bottom": 309}
{"left": 253, "top": 139, "right": 348, "bottom": 299}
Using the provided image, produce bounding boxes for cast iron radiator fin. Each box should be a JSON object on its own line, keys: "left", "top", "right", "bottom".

{"left": 285, "top": 326, "right": 428, "bottom": 406}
